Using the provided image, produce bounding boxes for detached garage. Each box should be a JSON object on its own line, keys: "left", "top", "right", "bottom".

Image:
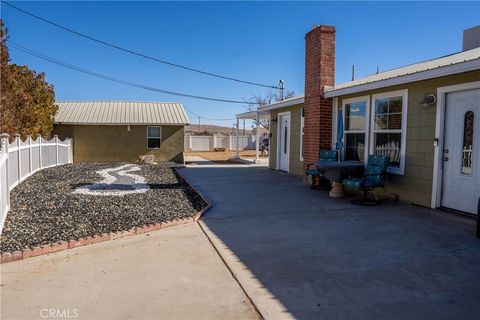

{"left": 53, "top": 101, "right": 189, "bottom": 163}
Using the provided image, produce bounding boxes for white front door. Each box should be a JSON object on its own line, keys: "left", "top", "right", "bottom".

{"left": 278, "top": 113, "right": 290, "bottom": 172}
{"left": 441, "top": 88, "right": 480, "bottom": 214}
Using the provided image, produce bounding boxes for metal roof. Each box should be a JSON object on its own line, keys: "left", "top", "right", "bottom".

{"left": 324, "top": 47, "right": 480, "bottom": 97}
{"left": 54, "top": 101, "right": 189, "bottom": 125}
{"left": 236, "top": 96, "right": 305, "bottom": 119}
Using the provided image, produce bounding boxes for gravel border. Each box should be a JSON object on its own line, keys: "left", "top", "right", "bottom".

{"left": 1, "top": 162, "right": 207, "bottom": 253}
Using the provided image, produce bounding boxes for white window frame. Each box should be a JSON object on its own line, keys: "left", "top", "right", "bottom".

{"left": 147, "top": 126, "right": 162, "bottom": 149}
{"left": 342, "top": 95, "right": 370, "bottom": 163}
{"left": 370, "top": 89, "right": 408, "bottom": 175}
{"left": 300, "top": 107, "right": 304, "bottom": 161}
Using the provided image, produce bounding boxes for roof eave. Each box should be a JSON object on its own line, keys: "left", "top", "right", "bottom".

{"left": 324, "top": 60, "right": 480, "bottom": 98}
{"left": 257, "top": 96, "right": 304, "bottom": 112}
{"left": 54, "top": 122, "right": 189, "bottom": 126}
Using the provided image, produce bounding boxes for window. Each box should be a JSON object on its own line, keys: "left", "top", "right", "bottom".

{"left": 343, "top": 98, "right": 368, "bottom": 162}
{"left": 461, "top": 111, "right": 474, "bottom": 174}
{"left": 371, "top": 90, "right": 408, "bottom": 174}
{"left": 147, "top": 126, "right": 161, "bottom": 149}
{"left": 300, "top": 107, "right": 304, "bottom": 161}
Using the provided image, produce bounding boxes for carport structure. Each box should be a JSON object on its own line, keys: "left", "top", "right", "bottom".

{"left": 235, "top": 109, "right": 270, "bottom": 163}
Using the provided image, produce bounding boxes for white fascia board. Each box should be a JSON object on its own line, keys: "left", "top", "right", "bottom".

{"left": 257, "top": 97, "right": 305, "bottom": 112}
{"left": 324, "top": 60, "right": 480, "bottom": 98}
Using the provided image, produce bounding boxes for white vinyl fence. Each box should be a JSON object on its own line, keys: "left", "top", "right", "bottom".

{"left": 185, "top": 135, "right": 255, "bottom": 151}
{"left": 357, "top": 142, "right": 401, "bottom": 163}
{"left": 0, "top": 134, "right": 73, "bottom": 232}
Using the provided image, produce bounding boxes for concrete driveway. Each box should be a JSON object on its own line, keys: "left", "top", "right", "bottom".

{"left": 181, "top": 165, "right": 480, "bottom": 320}
{"left": 1, "top": 223, "right": 259, "bottom": 320}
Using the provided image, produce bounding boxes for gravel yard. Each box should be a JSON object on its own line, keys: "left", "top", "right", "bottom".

{"left": 0, "top": 162, "right": 207, "bottom": 253}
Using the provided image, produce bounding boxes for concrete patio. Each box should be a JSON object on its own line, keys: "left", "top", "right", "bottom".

{"left": 181, "top": 165, "right": 480, "bottom": 320}
{"left": 1, "top": 223, "right": 259, "bottom": 320}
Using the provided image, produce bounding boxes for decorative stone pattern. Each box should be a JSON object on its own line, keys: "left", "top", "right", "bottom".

{"left": 73, "top": 164, "right": 150, "bottom": 196}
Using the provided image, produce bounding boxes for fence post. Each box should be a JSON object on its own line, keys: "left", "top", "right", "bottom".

{"left": 228, "top": 135, "right": 232, "bottom": 151}
{"left": 69, "top": 139, "right": 74, "bottom": 163}
{"left": 28, "top": 136, "right": 33, "bottom": 175}
{"left": 212, "top": 135, "right": 217, "bottom": 150}
{"left": 14, "top": 134, "right": 21, "bottom": 182}
{"left": 0, "top": 133, "right": 10, "bottom": 212}
{"left": 54, "top": 135, "right": 59, "bottom": 165}
{"left": 38, "top": 134, "right": 42, "bottom": 169}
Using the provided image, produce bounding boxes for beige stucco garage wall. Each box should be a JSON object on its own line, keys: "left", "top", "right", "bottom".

{"left": 53, "top": 125, "right": 184, "bottom": 163}
{"left": 337, "top": 70, "right": 480, "bottom": 207}
{"left": 269, "top": 103, "right": 304, "bottom": 176}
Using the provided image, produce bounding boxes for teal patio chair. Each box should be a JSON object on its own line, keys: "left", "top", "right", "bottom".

{"left": 343, "top": 155, "right": 390, "bottom": 205}
{"left": 305, "top": 150, "right": 338, "bottom": 189}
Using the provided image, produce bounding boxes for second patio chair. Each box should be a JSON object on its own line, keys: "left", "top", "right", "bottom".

{"left": 343, "top": 155, "right": 390, "bottom": 205}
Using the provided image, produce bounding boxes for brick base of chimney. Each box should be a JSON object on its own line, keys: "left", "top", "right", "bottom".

{"left": 303, "top": 25, "right": 335, "bottom": 169}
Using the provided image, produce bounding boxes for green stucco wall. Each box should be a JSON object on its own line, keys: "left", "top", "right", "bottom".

{"left": 337, "top": 71, "right": 480, "bottom": 207}
{"left": 53, "top": 124, "right": 185, "bottom": 163}
{"left": 269, "top": 103, "right": 304, "bottom": 176}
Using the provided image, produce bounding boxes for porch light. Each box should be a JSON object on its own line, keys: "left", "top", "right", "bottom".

{"left": 420, "top": 93, "right": 436, "bottom": 108}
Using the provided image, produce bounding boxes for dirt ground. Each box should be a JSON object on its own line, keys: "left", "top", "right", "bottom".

{"left": 185, "top": 150, "right": 268, "bottom": 161}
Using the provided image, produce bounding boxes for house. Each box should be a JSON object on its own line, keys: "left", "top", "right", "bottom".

{"left": 250, "top": 25, "right": 480, "bottom": 215}
{"left": 53, "top": 101, "right": 189, "bottom": 163}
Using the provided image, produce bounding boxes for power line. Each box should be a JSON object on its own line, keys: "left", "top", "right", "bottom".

{"left": 8, "top": 40, "right": 256, "bottom": 106}
{"left": 3, "top": 1, "right": 279, "bottom": 89}
{"left": 183, "top": 108, "right": 236, "bottom": 121}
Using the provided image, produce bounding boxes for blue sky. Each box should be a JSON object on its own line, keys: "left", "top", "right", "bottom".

{"left": 2, "top": 1, "right": 479, "bottom": 126}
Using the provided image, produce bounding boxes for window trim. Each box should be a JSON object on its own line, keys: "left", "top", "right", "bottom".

{"left": 300, "top": 107, "right": 304, "bottom": 161}
{"left": 147, "top": 126, "right": 162, "bottom": 149}
{"left": 342, "top": 95, "right": 370, "bottom": 163}
{"left": 370, "top": 89, "right": 408, "bottom": 175}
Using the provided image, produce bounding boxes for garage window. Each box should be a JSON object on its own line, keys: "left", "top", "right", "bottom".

{"left": 147, "top": 126, "right": 162, "bottom": 149}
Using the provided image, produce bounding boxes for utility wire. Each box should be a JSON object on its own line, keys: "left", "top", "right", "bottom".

{"left": 3, "top": 1, "right": 279, "bottom": 89}
{"left": 184, "top": 108, "right": 236, "bottom": 121}
{"left": 8, "top": 40, "right": 257, "bottom": 106}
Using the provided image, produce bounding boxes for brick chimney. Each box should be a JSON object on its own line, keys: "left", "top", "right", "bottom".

{"left": 303, "top": 25, "right": 335, "bottom": 168}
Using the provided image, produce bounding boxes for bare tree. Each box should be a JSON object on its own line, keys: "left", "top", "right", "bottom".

{"left": 244, "top": 90, "right": 295, "bottom": 131}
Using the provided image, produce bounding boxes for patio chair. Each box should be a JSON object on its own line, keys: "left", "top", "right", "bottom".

{"left": 305, "top": 150, "right": 338, "bottom": 189}
{"left": 343, "top": 155, "right": 390, "bottom": 205}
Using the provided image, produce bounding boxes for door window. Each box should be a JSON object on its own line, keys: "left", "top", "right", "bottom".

{"left": 461, "top": 111, "right": 474, "bottom": 174}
